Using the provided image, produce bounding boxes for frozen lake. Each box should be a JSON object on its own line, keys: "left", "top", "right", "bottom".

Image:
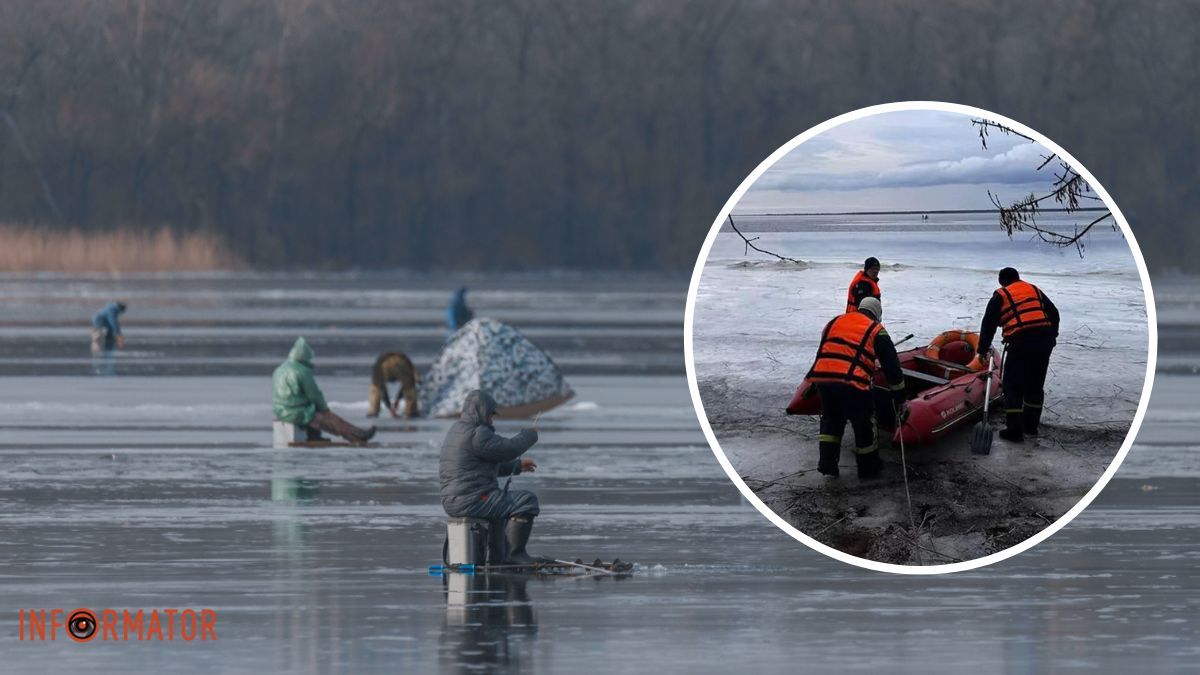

{"left": 0, "top": 273, "right": 1196, "bottom": 671}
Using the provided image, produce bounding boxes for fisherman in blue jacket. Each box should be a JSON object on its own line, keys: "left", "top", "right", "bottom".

{"left": 91, "top": 301, "right": 127, "bottom": 352}
{"left": 447, "top": 287, "right": 474, "bottom": 333}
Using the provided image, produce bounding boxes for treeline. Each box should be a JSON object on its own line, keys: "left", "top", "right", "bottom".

{"left": 0, "top": 1, "right": 1196, "bottom": 271}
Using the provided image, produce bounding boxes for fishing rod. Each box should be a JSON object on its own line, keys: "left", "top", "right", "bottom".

{"left": 552, "top": 559, "right": 619, "bottom": 575}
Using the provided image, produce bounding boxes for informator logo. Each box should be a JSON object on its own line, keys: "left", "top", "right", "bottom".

{"left": 18, "top": 608, "right": 217, "bottom": 642}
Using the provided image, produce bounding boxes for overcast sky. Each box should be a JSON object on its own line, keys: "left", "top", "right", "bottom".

{"left": 734, "top": 110, "right": 1061, "bottom": 212}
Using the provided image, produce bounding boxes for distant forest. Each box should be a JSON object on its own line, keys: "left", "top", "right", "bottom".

{"left": 0, "top": 0, "right": 1196, "bottom": 271}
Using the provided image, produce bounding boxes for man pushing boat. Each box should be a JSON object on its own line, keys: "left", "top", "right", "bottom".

{"left": 970, "top": 267, "right": 1060, "bottom": 443}
{"left": 439, "top": 390, "right": 542, "bottom": 563}
{"left": 807, "top": 297, "right": 906, "bottom": 478}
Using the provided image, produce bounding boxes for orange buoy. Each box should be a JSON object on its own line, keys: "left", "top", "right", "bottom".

{"left": 925, "top": 330, "right": 982, "bottom": 368}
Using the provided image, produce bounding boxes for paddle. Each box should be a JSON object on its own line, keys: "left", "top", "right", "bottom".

{"left": 970, "top": 353, "right": 996, "bottom": 455}
{"left": 893, "top": 333, "right": 916, "bottom": 348}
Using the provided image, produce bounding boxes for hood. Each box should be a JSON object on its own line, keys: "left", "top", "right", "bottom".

{"left": 288, "top": 337, "right": 314, "bottom": 365}
{"left": 459, "top": 389, "right": 497, "bottom": 425}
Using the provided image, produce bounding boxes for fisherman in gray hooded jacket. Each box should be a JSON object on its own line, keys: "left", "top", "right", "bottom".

{"left": 439, "top": 389, "right": 541, "bottom": 563}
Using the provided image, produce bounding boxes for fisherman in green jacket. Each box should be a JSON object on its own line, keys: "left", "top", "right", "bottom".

{"left": 272, "top": 337, "right": 376, "bottom": 443}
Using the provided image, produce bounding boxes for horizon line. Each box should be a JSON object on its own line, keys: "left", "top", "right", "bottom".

{"left": 730, "top": 207, "right": 1110, "bottom": 217}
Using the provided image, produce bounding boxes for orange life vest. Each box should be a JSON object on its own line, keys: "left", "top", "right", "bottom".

{"left": 997, "top": 280, "right": 1051, "bottom": 339}
{"left": 808, "top": 311, "right": 883, "bottom": 391}
{"left": 846, "top": 270, "right": 881, "bottom": 313}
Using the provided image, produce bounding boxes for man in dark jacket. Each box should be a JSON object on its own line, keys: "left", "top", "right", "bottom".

{"left": 846, "top": 257, "right": 882, "bottom": 313}
{"left": 970, "top": 267, "right": 1060, "bottom": 443}
{"left": 807, "top": 297, "right": 905, "bottom": 478}
{"left": 439, "top": 390, "right": 541, "bottom": 563}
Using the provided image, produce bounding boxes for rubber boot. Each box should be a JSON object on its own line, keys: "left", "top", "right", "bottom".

{"left": 305, "top": 426, "right": 329, "bottom": 442}
{"left": 359, "top": 426, "right": 377, "bottom": 443}
{"left": 1022, "top": 406, "right": 1042, "bottom": 437}
{"left": 504, "top": 516, "right": 538, "bottom": 564}
{"left": 998, "top": 413, "right": 1024, "bottom": 443}
{"left": 817, "top": 442, "right": 840, "bottom": 477}
{"left": 855, "top": 449, "right": 883, "bottom": 479}
{"left": 486, "top": 519, "right": 507, "bottom": 565}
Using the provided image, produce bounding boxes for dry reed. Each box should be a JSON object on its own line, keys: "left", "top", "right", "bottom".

{"left": 0, "top": 225, "right": 239, "bottom": 272}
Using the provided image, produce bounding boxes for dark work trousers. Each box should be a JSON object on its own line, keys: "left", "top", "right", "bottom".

{"left": 816, "top": 383, "right": 877, "bottom": 455}
{"left": 1002, "top": 330, "right": 1055, "bottom": 421}
{"left": 457, "top": 488, "right": 540, "bottom": 520}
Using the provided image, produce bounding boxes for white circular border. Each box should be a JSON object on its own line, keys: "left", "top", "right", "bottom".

{"left": 683, "top": 101, "right": 1158, "bottom": 575}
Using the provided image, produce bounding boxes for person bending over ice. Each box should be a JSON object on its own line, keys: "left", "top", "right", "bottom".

{"left": 91, "top": 301, "right": 127, "bottom": 353}
{"left": 439, "top": 390, "right": 541, "bottom": 563}
{"left": 272, "top": 337, "right": 376, "bottom": 444}
{"left": 367, "top": 351, "right": 419, "bottom": 418}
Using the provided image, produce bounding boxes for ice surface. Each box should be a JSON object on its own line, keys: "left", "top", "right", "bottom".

{"left": 694, "top": 225, "right": 1149, "bottom": 442}
{"left": 0, "top": 273, "right": 1195, "bottom": 672}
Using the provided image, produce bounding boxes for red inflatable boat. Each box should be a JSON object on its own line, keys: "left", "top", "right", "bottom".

{"left": 786, "top": 330, "right": 1002, "bottom": 446}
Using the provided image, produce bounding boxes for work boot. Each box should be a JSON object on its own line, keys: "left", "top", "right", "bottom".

{"left": 856, "top": 450, "right": 883, "bottom": 479}
{"left": 817, "top": 441, "right": 840, "bottom": 477}
{"left": 998, "top": 413, "right": 1024, "bottom": 443}
{"left": 487, "top": 519, "right": 508, "bottom": 565}
{"left": 504, "top": 516, "right": 539, "bottom": 564}
{"left": 1021, "top": 406, "right": 1042, "bottom": 437}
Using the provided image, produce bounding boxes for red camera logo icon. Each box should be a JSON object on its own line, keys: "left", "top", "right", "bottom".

{"left": 67, "top": 609, "right": 96, "bottom": 643}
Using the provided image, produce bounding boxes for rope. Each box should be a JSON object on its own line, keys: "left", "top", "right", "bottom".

{"left": 894, "top": 403, "right": 915, "bottom": 530}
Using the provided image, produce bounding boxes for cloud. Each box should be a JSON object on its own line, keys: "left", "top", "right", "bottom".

{"left": 753, "top": 140, "right": 1050, "bottom": 192}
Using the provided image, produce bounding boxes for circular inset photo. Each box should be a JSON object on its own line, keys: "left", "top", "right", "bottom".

{"left": 685, "top": 102, "right": 1155, "bottom": 573}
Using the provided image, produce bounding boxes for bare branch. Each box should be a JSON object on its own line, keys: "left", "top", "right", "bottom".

{"left": 727, "top": 215, "right": 804, "bottom": 264}
{"left": 973, "top": 119, "right": 1111, "bottom": 256}
{"left": 971, "top": 118, "right": 1037, "bottom": 144}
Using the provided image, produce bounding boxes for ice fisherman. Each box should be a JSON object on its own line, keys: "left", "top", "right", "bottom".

{"left": 969, "top": 267, "right": 1060, "bottom": 443}
{"left": 272, "top": 337, "right": 377, "bottom": 444}
{"left": 806, "top": 297, "right": 905, "bottom": 478}
{"left": 447, "top": 287, "right": 474, "bottom": 333}
{"left": 91, "top": 301, "right": 127, "bottom": 352}
{"left": 367, "top": 351, "right": 419, "bottom": 418}
{"left": 845, "top": 257, "right": 882, "bottom": 313}
{"left": 439, "top": 390, "right": 541, "bottom": 563}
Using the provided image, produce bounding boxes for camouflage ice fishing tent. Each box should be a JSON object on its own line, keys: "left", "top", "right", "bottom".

{"left": 419, "top": 318, "right": 574, "bottom": 418}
